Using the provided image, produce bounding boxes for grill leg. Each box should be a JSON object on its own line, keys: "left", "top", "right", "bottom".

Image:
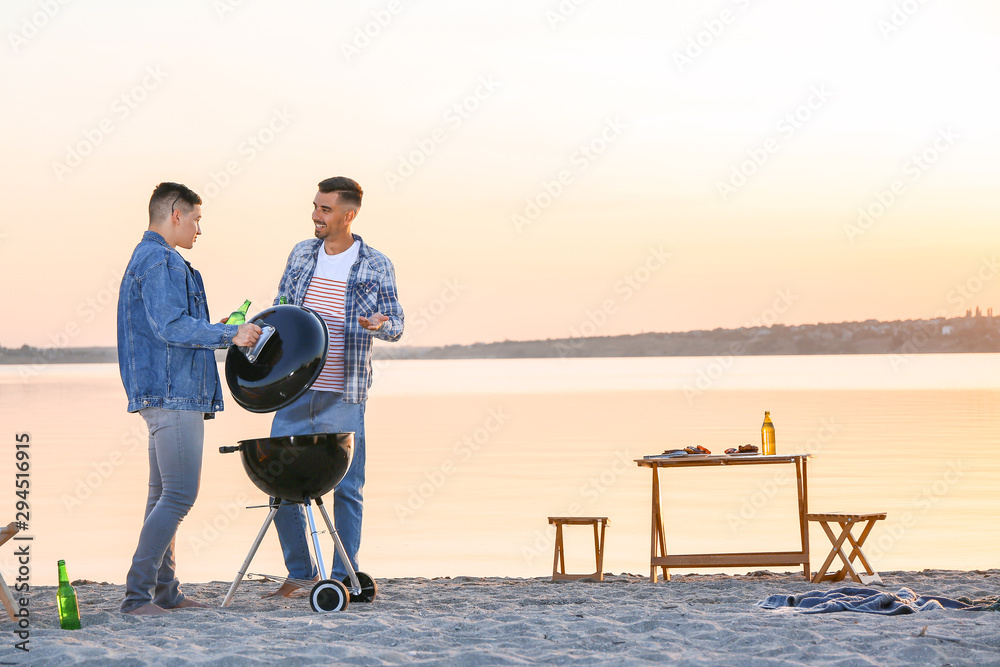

{"left": 316, "top": 498, "right": 360, "bottom": 593}
{"left": 303, "top": 499, "right": 327, "bottom": 581}
{"left": 221, "top": 501, "right": 279, "bottom": 607}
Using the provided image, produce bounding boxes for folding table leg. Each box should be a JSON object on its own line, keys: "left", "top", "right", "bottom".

{"left": 594, "top": 520, "right": 606, "bottom": 582}
{"left": 650, "top": 468, "right": 669, "bottom": 582}
{"left": 552, "top": 523, "right": 565, "bottom": 578}
{"left": 797, "top": 458, "right": 810, "bottom": 580}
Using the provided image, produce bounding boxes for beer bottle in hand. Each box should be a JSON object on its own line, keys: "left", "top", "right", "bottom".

{"left": 56, "top": 560, "right": 81, "bottom": 630}
{"left": 226, "top": 299, "right": 251, "bottom": 325}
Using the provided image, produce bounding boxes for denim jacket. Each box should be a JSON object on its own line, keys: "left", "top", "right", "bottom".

{"left": 117, "top": 231, "right": 239, "bottom": 413}
{"left": 273, "top": 234, "right": 403, "bottom": 403}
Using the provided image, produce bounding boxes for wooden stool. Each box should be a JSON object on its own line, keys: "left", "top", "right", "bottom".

{"left": 0, "top": 522, "right": 21, "bottom": 620}
{"left": 548, "top": 517, "right": 608, "bottom": 582}
{"left": 807, "top": 512, "right": 886, "bottom": 585}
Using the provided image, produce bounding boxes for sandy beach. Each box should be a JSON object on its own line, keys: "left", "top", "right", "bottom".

{"left": 2, "top": 569, "right": 996, "bottom": 666}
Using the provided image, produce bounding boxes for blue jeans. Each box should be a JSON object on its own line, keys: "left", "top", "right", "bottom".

{"left": 121, "top": 408, "right": 203, "bottom": 612}
{"left": 271, "top": 390, "right": 366, "bottom": 581}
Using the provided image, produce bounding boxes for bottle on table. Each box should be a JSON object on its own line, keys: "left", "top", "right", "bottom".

{"left": 56, "top": 560, "right": 81, "bottom": 630}
{"left": 226, "top": 299, "right": 252, "bottom": 325}
{"left": 761, "top": 411, "right": 776, "bottom": 456}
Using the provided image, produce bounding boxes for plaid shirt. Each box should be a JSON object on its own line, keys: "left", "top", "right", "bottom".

{"left": 273, "top": 234, "right": 403, "bottom": 402}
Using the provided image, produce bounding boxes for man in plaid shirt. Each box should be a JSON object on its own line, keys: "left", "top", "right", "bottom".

{"left": 267, "top": 176, "right": 403, "bottom": 596}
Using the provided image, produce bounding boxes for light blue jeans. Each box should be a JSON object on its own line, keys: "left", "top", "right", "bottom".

{"left": 120, "top": 408, "right": 203, "bottom": 612}
{"left": 271, "top": 390, "right": 365, "bottom": 581}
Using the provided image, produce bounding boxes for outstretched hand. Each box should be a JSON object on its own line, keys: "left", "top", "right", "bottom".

{"left": 359, "top": 313, "right": 388, "bottom": 331}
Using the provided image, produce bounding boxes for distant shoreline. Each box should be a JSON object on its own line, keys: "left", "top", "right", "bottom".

{"left": 4, "top": 314, "right": 997, "bottom": 365}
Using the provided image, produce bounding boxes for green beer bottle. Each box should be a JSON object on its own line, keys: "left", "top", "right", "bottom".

{"left": 56, "top": 560, "right": 81, "bottom": 630}
{"left": 226, "top": 299, "right": 252, "bottom": 325}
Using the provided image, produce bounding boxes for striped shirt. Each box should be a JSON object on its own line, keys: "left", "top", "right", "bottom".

{"left": 301, "top": 241, "right": 360, "bottom": 391}
{"left": 272, "top": 234, "right": 404, "bottom": 403}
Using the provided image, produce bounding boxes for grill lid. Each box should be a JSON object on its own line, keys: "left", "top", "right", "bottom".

{"left": 224, "top": 304, "right": 329, "bottom": 413}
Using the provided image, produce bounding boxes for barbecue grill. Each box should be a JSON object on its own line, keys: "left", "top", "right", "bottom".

{"left": 218, "top": 305, "right": 377, "bottom": 612}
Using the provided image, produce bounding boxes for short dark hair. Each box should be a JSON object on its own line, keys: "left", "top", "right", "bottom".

{"left": 317, "top": 176, "right": 363, "bottom": 209}
{"left": 149, "top": 182, "right": 202, "bottom": 224}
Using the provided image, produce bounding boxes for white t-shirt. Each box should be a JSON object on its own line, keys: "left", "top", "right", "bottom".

{"left": 302, "top": 241, "right": 360, "bottom": 392}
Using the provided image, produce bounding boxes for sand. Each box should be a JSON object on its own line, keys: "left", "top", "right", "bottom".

{"left": 2, "top": 569, "right": 997, "bottom": 666}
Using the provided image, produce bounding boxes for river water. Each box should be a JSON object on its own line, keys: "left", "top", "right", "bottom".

{"left": 1, "top": 354, "right": 997, "bottom": 586}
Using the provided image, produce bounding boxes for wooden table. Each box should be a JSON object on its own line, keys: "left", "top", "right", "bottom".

{"left": 635, "top": 454, "right": 811, "bottom": 582}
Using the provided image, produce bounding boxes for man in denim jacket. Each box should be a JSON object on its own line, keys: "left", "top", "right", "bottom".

{"left": 267, "top": 177, "right": 403, "bottom": 597}
{"left": 117, "top": 182, "right": 261, "bottom": 615}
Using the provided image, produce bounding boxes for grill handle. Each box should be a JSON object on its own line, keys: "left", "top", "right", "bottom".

{"left": 219, "top": 445, "right": 243, "bottom": 454}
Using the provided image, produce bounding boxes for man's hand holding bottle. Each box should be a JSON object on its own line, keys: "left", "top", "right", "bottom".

{"left": 221, "top": 298, "right": 262, "bottom": 346}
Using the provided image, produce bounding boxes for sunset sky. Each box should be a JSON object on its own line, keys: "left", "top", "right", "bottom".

{"left": 2, "top": 0, "right": 999, "bottom": 349}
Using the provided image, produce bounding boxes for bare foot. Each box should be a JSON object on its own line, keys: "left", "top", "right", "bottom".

{"left": 167, "top": 598, "right": 210, "bottom": 609}
{"left": 124, "top": 602, "right": 168, "bottom": 616}
{"left": 262, "top": 578, "right": 319, "bottom": 598}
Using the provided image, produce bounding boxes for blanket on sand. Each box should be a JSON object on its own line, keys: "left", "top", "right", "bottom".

{"left": 758, "top": 587, "right": 999, "bottom": 614}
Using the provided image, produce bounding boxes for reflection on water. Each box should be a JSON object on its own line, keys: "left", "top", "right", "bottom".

{"left": 1, "top": 355, "right": 997, "bottom": 586}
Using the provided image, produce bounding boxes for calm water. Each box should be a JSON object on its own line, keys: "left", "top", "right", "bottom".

{"left": 1, "top": 355, "right": 997, "bottom": 587}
